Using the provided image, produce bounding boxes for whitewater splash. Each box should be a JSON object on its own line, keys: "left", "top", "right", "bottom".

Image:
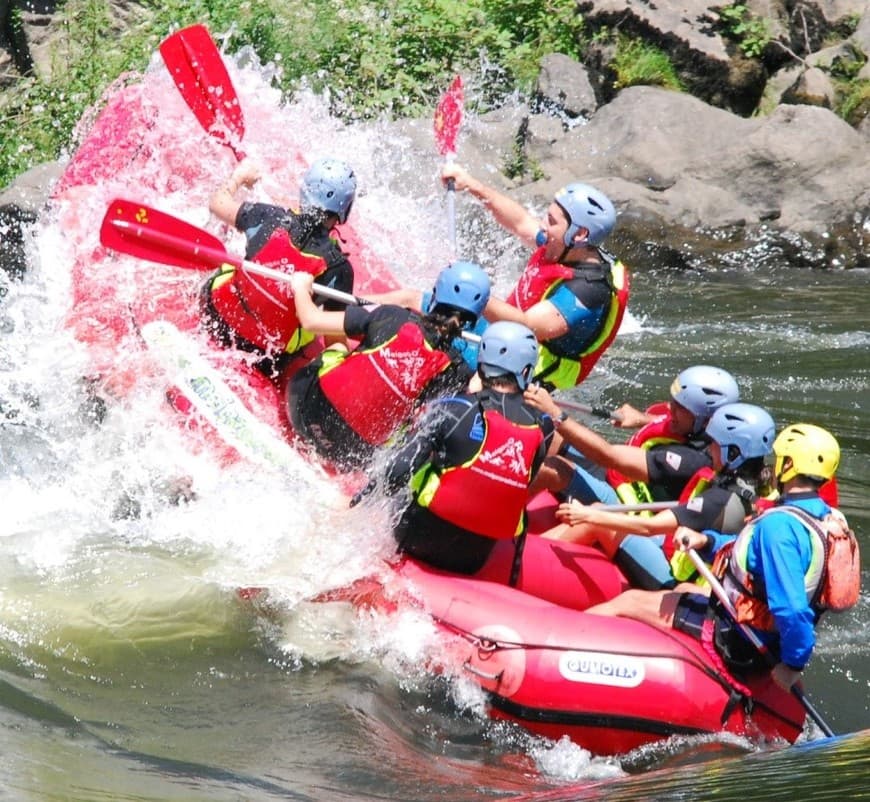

{"left": 0, "top": 40, "right": 657, "bottom": 782}
{"left": 3, "top": 40, "right": 432, "bottom": 596}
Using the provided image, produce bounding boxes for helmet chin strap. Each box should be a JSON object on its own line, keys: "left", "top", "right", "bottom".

{"left": 775, "top": 456, "right": 792, "bottom": 487}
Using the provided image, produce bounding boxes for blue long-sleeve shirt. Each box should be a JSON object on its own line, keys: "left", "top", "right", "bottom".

{"left": 746, "top": 494, "right": 830, "bottom": 669}
{"left": 704, "top": 493, "right": 830, "bottom": 669}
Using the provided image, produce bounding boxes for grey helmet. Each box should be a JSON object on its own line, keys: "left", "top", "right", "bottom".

{"left": 705, "top": 403, "right": 776, "bottom": 471}
{"left": 478, "top": 321, "right": 539, "bottom": 390}
{"left": 299, "top": 158, "right": 357, "bottom": 223}
{"left": 554, "top": 182, "right": 616, "bottom": 247}
{"left": 670, "top": 365, "right": 740, "bottom": 434}
{"left": 427, "top": 261, "right": 491, "bottom": 326}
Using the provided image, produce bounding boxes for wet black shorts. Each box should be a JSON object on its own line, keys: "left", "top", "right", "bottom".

{"left": 672, "top": 592, "right": 710, "bottom": 640}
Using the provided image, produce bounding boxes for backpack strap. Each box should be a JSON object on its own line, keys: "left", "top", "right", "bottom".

{"left": 768, "top": 505, "right": 829, "bottom": 608}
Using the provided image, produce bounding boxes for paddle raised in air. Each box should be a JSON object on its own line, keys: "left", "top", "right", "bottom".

{"left": 434, "top": 75, "right": 464, "bottom": 254}
{"left": 160, "top": 24, "right": 246, "bottom": 159}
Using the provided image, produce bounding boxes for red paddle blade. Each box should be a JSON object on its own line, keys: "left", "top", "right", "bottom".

{"left": 159, "top": 24, "right": 246, "bottom": 158}
{"left": 100, "top": 199, "right": 237, "bottom": 272}
{"left": 434, "top": 75, "right": 464, "bottom": 157}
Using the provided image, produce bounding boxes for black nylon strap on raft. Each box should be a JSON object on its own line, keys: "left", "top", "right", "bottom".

{"left": 719, "top": 688, "right": 750, "bottom": 725}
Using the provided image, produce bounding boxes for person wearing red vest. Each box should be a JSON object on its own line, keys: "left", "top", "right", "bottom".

{"left": 441, "top": 165, "right": 629, "bottom": 390}
{"left": 284, "top": 263, "right": 490, "bottom": 471}
{"left": 367, "top": 321, "right": 555, "bottom": 576}
{"left": 551, "top": 403, "right": 775, "bottom": 590}
{"left": 204, "top": 157, "right": 357, "bottom": 375}
{"left": 602, "top": 365, "right": 741, "bottom": 505}
{"left": 582, "top": 423, "right": 853, "bottom": 693}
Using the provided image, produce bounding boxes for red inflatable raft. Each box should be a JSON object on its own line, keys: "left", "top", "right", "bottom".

{"left": 53, "top": 24, "right": 808, "bottom": 756}
{"left": 333, "top": 520, "right": 807, "bottom": 756}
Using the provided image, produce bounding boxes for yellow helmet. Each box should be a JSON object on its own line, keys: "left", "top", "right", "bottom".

{"left": 773, "top": 423, "right": 840, "bottom": 483}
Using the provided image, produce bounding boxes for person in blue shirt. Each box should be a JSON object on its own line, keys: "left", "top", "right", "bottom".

{"left": 584, "top": 422, "right": 846, "bottom": 691}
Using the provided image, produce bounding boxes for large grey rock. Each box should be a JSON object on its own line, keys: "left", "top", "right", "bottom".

{"left": 853, "top": 7, "right": 870, "bottom": 52}
{"left": 0, "top": 158, "right": 62, "bottom": 210}
{"left": 0, "top": 159, "right": 61, "bottom": 280}
{"left": 426, "top": 85, "right": 868, "bottom": 266}
{"left": 782, "top": 66, "right": 837, "bottom": 107}
{"left": 534, "top": 53, "right": 599, "bottom": 118}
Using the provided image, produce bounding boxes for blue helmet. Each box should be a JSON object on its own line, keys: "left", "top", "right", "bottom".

{"left": 705, "top": 403, "right": 776, "bottom": 471}
{"left": 670, "top": 365, "right": 740, "bottom": 434}
{"left": 427, "top": 261, "right": 491, "bottom": 325}
{"left": 299, "top": 158, "right": 357, "bottom": 223}
{"left": 478, "top": 321, "right": 539, "bottom": 390}
{"left": 554, "top": 182, "right": 616, "bottom": 247}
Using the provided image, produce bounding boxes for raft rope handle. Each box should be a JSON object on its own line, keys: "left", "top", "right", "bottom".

{"left": 461, "top": 636, "right": 504, "bottom": 681}
{"left": 436, "top": 616, "right": 752, "bottom": 701}
{"left": 463, "top": 662, "right": 503, "bottom": 682}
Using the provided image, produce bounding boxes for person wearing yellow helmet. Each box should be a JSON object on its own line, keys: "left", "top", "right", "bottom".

{"left": 581, "top": 422, "right": 857, "bottom": 694}
{"left": 772, "top": 423, "right": 840, "bottom": 485}
{"left": 697, "top": 423, "right": 849, "bottom": 690}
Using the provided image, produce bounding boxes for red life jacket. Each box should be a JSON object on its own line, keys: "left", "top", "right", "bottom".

{"left": 318, "top": 320, "right": 452, "bottom": 445}
{"left": 819, "top": 477, "right": 839, "bottom": 506}
{"left": 605, "top": 406, "right": 687, "bottom": 504}
{"left": 208, "top": 228, "right": 326, "bottom": 353}
{"left": 507, "top": 247, "right": 630, "bottom": 389}
{"left": 508, "top": 247, "right": 576, "bottom": 311}
{"left": 422, "top": 406, "right": 544, "bottom": 539}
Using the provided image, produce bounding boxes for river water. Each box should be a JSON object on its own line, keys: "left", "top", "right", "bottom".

{"left": 0, "top": 43, "right": 868, "bottom": 802}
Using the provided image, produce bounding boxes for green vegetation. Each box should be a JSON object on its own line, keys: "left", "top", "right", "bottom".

{"left": 718, "top": 3, "right": 773, "bottom": 59}
{"left": 612, "top": 36, "right": 684, "bottom": 91}
{"left": 503, "top": 119, "right": 545, "bottom": 181}
{"left": 827, "top": 45, "right": 867, "bottom": 81}
{"left": 0, "top": 0, "right": 588, "bottom": 188}
{"left": 836, "top": 79, "right": 870, "bottom": 126}
{"left": 2, "top": 0, "right": 861, "bottom": 192}
{"left": 1, "top": 0, "right": 154, "bottom": 188}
